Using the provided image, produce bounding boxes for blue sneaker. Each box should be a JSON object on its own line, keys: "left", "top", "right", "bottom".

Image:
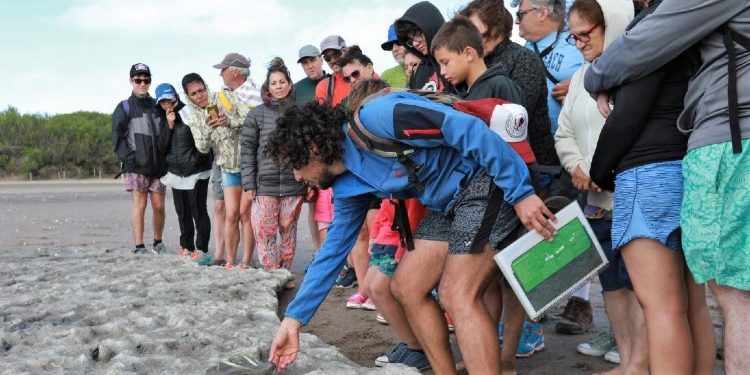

{"left": 334, "top": 265, "right": 357, "bottom": 288}
{"left": 375, "top": 342, "right": 407, "bottom": 366}
{"left": 516, "top": 320, "right": 545, "bottom": 358}
{"left": 194, "top": 252, "right": 213, "bottom": 266}
{"left": 397, "top": 348, "right": 430, "bottom": 370}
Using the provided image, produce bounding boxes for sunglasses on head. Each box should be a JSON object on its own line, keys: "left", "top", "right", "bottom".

{"left": 322, "top": 50, "right": 342, "bottom": 62}
{"left": 132, "top": 78, "right": 152, "bottom": 85}
{"left": 343, "top": 70, "right": 361, "bottom": 84}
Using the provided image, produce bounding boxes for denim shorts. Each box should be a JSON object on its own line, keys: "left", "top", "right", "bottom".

{"left": 221, "top": 171, "right": 241, "bottom": 188}
{"left": 589, "top": 218, "right": 631, "bottom": 292}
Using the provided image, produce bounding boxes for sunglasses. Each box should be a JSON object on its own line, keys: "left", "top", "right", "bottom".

{"left": 322, "top": 50, "right": 342, "bottom": 63}
{"left": 132, "top": 78, "right": 152, "bottom": 85}
{"left": 566, "top": 24, "right": 601, "bottom": 45}
{"left": 343, "top": 70, "right": 361, "bottom": 84}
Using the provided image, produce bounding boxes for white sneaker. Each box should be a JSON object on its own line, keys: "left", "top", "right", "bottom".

{"left": 604, "top": 347, "right": 621, "bottom": 364}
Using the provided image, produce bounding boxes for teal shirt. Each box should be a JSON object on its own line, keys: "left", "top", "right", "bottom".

{"left": 380, "top": 65, "right": 407, "bottom": 88}
{"left": 294, "top": 74, "right": 328, "bottom": 104}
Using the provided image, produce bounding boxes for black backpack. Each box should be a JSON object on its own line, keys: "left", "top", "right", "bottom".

{"left": 722, "top": 24, "right": 750, "bottom": 153}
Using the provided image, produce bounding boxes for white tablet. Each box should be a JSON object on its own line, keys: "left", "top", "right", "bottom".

{"left": 494, "top": 202, "right": 608, "bottom": 321}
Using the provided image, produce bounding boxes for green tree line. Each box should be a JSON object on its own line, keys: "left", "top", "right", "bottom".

{"left": 0, "top": 106, "right": 119, "bottom": 179}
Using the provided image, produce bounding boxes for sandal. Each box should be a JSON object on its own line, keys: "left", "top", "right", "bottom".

{"left": 238, "top": 261, "right": 251, "bottom": 270}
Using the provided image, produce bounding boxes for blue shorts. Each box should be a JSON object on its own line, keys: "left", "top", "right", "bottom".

{"left": 612, "top": 161, "right": 683, "bottom": 252}
{"left": 221, "top": 172, "right": 241, "bottom": 188}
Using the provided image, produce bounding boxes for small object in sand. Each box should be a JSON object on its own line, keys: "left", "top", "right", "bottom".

{"left": 284, "top": 280, "right": 296, "bottom": 290}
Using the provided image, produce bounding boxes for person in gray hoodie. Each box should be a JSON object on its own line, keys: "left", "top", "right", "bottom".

{"left": 241, "top": 58, "right": 307, "bottom": 284}
{"left": 583, "top": 2, "right": 750, "bottom": 372}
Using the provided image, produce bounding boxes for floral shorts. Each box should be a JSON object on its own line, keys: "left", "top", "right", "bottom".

{"left": 682, "top": 139, "right": 750, "bottom": 291}
{"left": 124, "top": 173, "right": 166, "bottom": 194}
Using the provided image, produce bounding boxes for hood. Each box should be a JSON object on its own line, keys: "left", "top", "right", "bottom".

{"left": 397, "top": 1, "right": 445, "bottom": 56}
{"left": 185, "top": 83, "right": 216, "bottom": 112}
{"left": 155, "top": 96, "right": 186, "bottom": 118}
{"left": 597, "top": 0, "right": 634, "bottom": 52}
{"left": 471, "top": 62, "right": 508, "bottom": 90}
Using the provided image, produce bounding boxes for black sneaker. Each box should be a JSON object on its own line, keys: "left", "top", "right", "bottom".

{"left": 133, "top": 247, "right": 148, "bottom": 254}
{"left": 555, "top": 296, "right": 593, "bottom": 335}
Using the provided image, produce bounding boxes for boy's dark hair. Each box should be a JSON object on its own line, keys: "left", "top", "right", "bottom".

{"left": 458, "top": 0, "right": 513, "bottom": 42}
{"left": 347, "top": 78, "right": 390, "bottom": 113}
{"left": 570, "top": 0, "right": 605, "bottom": 27}
{"left": 266, "top": 102, "right": 349, "bottom": 170}
{"left": 395, "top": 20, "right": 423, "bottom": 45}
{"left": 338, "top": 45, "right": 373, "bottom": 68}
{"left": 430, "top": 15, "right": 484, "bottom": 57}
{"left": 181, "top": 73, "right": 205, "bottom": 93}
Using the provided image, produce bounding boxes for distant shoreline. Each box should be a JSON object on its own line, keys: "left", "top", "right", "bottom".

{"left": 0, "top": 177, "right": 121, "bottom": 186}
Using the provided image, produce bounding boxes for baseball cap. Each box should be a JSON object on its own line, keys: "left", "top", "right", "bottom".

{"left": 381, "top": 24, "right": 399, "bottom": 51}
{"left": 130, "top": 63, "right": 151, "bottom": 78}
{"left": 297, "top": 45, "right": 321, "bottom": 63}
{"left": 155, "top": 83, "right": 177, "bottom": 103}
{"left": 213, "top": 53, "right": 250, "bottom": 69}
{"left": 454, "top": 98, "right": 537, "bottom": 164}
{"left": 319, "top": 35, "right": 346, "bottom": 53}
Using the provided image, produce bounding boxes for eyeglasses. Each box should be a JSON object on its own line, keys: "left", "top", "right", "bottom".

{"left": 132, "top": 78, "right": 151, "bottom": 85}
{"left": 343, "top": 70, "right": 361, "bottom": 84}
{"left": 516, "top": 7, "right": 539, "bottom": 20}
{"left": 566, "top": 24, "right": 601, "bottom": 45}
{"left": 322, "top": 50, "right": 342, "bottom": 62}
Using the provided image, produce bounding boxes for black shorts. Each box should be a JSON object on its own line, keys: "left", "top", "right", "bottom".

{"left": 414, "top": 174, "right": 523, "bottom": 255}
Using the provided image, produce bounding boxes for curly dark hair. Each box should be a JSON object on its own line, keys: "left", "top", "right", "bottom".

{"left": 266, "top": 101, "right": 349, "bottom": 170}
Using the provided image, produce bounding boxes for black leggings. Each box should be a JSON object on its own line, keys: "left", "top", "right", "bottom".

{"left": 172, "top": 178, "right": 210, "bottom": 252}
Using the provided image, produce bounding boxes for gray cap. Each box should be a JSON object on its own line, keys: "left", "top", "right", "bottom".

{"left": 212, "top": 53, "right": 250, "bottom": 69}
{"left": 297, "top": 45, "right": 321, "bottom": 63}
{"left": 319, "top": 35, "right": 346, "bottom": 53}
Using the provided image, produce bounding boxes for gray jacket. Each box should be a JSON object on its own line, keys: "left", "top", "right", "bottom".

{"left": 584, "top": 0, "right": 750, "bottom": 151}
{"left": 240, "top": 96, "right": 306, "bottom": 196}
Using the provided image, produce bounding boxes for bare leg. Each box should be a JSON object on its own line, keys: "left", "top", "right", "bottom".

{"left": 213, "top": 200, "right": 226, "bottom": 260}
{"left": 149, "top": 191, "right": 166, "bottom": 241}
{"left": 392, "top": 240, "right": 454, "bottom": 374}
{"left": 131, "top": 190, "right": 148, "bottom": 246}
{"left": 240, "top": 191, "right": 254, "bottom": 265}
{"left": 685, "top": 273, "right": 715, "bottom": 375}
{"left": 365, "top": 266, "right": 420, "bottom": 348}
{"left": 307, "top": 202, "right": 321, "bottom": 250}
{"left": 351, "top": 209, "right": 378, "bottom": 295}
{"left": 622, "top": 238, "right": 693, "bottom": 374}
{"left": 597, "top": 289, "right": 648, "bottom": 375}
{"left": 223, "top": 186, "right": 242, "bottom": 265}
{"left": 500, "top": 285, "right": 524, "bottom": 374}
{"left": 440, "top": 244, "right": 503, "bottom": 375}
{"left": 709, "top": 281, "right": 748, "bottom": 374}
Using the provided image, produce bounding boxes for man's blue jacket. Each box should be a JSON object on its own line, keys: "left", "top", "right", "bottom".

{"left": 285, "top": 91, "right": 535, "bottom": 325}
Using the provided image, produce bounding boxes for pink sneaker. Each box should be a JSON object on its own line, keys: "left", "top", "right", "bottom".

{"left": 178, "top": 248, "right": 190, "bottom": 257}
{"left": 346, "top": 292, "right": 367, "bottom": 309}
{"left": 362, "top": 298, "right": 377, "bottom": 311}
{"left": 376, "top": 313, "right": 389, "bottom": 325}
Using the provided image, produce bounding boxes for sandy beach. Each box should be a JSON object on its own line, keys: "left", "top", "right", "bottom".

{"left": 0, "top": 180, "right": 725, "bottom": 374}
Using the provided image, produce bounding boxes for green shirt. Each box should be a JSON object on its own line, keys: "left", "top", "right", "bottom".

{"left": 294, "top": 74, "right": 329, "bottom": 104}
{"left": 380, "top": 65, "right": 407, "bottom": 88}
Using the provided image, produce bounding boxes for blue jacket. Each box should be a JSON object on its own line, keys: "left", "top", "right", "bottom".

{"left": 285, "top": 92, "right": 535, "bottom": 325}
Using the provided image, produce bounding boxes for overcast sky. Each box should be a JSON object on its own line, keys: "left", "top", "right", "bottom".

{"left": 0, "top": 0, "right": 523, "bottom": 115}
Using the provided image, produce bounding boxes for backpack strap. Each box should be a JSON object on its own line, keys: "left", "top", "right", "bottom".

{"left": 532, "top": 36, "right": 561, "bottom": 85}
{"left": 326, "top": 76, "right": 335, "bottom": 104}
{"left": 722, "top": 24, "right": 748, "bottom": 153}
{"left": 391, "top": 199, "right": 416, "bottom": 251}
{"left": 121, "top": 99, "right": 130, "bottom": 118}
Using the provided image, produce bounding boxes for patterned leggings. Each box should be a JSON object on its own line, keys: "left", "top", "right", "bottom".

{"left": 251, "top": 195, "right": 304, "bottom": 271}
